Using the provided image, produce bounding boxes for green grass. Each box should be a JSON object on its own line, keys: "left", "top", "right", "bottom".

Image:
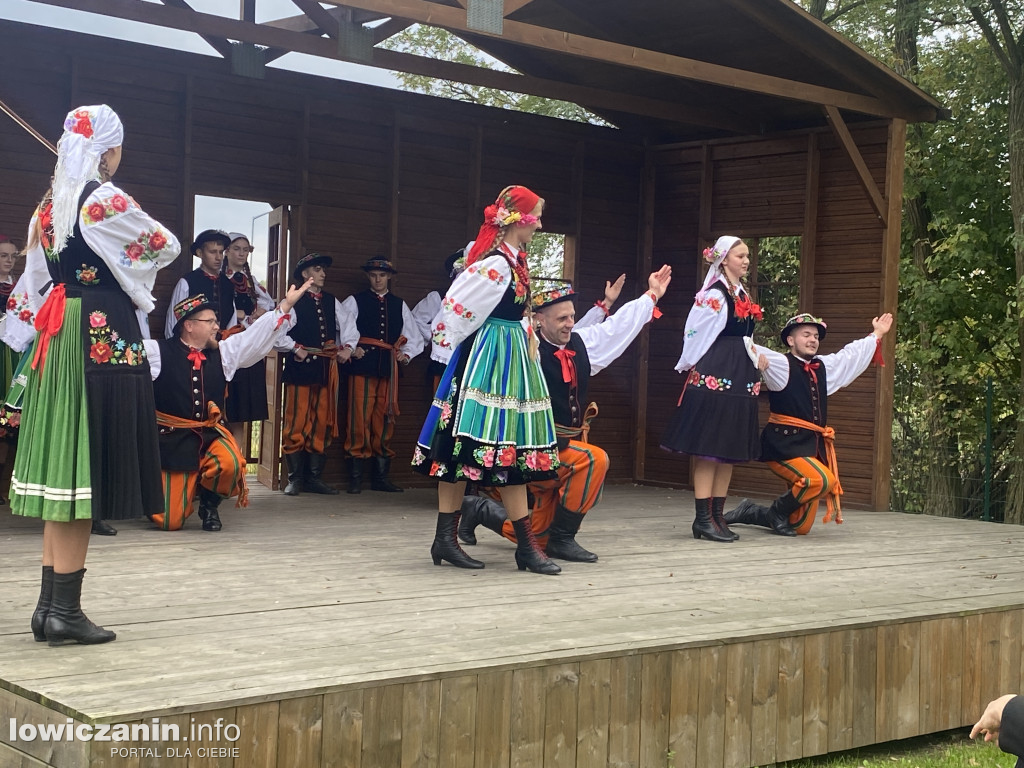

{"left": 763, "top": 730, "right": 1015, "bottom": 767}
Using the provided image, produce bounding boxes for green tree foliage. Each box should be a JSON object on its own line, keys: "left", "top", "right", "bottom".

{"left": 380, "top": 24, "right": 603, "bottom": 123}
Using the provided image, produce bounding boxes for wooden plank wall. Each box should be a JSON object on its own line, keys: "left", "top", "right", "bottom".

{"left": 0, "top": 20, "right": 897, "bottom": 501}
{"left": 0, "top": 608, "right": 1005, "bottom": 767}
{"left": 642, "top": 125, "right": 896, "bottom": 508}
{"left": 0, "top": 20, "right": 644, "bottom": 491}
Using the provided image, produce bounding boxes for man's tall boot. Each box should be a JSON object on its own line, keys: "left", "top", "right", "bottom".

{"left": 197, "top": 487, "right": 223, "bottom": 531}
{"left": 457, "top": 496, "right": 508, "bottom": 545}
{"left": 346, "top": 458, "right": 364, "bottom": 495}
{"left": 305, "top": 452, "right": 340, "bottom": 494}
{"left": 283, "top": 452, "right": 305, "bottom": 496}
{"left": 371, "top": 457, "right": 403, "bottom": 492}
{"left": 90, "top": 519, "right": 117, "bottom": 536}
{"left": 724, "top": 495, "right": 798, "bottom": 537}
{"left": 44, "top": 569, "right": 116, "bottom": 646}
{"left": 31, "top": 565, "right": 54, "bottom": 642}
{"left": 545, "top": 505, "right": 598, "bottom": 562}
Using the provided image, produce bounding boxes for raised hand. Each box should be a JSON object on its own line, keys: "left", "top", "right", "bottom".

{"left": 647, "top": 264, "right": 673, "bottom": 299}
{"left": 604, "top": 273, "right": 626, "bottom": 307}
{"left": 872, "top": 312, "right": 894, "bottom": 338}
{"left": 280, "top": 278, "right": 315, "bottom": 314}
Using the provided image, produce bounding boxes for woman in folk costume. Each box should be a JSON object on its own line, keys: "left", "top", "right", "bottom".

{"left": 7, "top": 105, "right": 179, "bottom": 645}
{"left": 661, "top": 236, "right": 765, "bottom": 543}
{"left": 222, "top": 233, "right": 275, "bottom": 443}
{"left": 413, "top": 185, "right": 562, "bottom": 575}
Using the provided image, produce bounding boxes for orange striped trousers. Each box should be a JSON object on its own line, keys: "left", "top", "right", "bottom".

{"left": 344, "top": 375, "right": 395, "bottom": 459}
{"left": 492, "top": 440, "right": 609, "bottom": 547}
{"left": 150, "top": 433, "right": 246, "bottom": 531}
{"left": 765, "top": 457, "right": 836, "bottom": 535}
{"left": 283, "top": 383, "right": 334, "bottom": 455}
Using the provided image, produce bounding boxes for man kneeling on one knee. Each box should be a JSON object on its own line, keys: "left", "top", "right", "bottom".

{"left": 725, "top": 311, "right": 893, "bottom": 536}
{"left": 146, "top": 280, "right": 312, "bottom": 531}
{"left": 459, "top": 266, "right": 672, "bottom": 561}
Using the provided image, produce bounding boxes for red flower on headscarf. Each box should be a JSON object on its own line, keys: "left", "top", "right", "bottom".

{"left": 67, "top": 110, "right": 94, "bottom": 139}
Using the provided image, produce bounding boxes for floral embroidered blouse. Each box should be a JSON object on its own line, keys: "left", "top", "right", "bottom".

{"left": 674, "top": 281, "right": 756, "bottom": 373}
{"left": 2, "top": 183, "right": 180, "bottom": 353}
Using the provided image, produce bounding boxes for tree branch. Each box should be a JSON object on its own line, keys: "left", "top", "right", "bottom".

{"left": 968, "top": 3, "right": 1015, "bottom": 74}
{"left": 988, "top": 0, "right": 1022, "bottom": 69}
{"left": 824, "top": 0, "right": 869, "bottom": 25}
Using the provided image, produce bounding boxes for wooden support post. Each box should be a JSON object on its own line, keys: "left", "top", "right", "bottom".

{"left": 824, "top": 105, "right": 888, "bottom": 225}
{"left": 800, "top": 132, "right": 819, "bottom": 313}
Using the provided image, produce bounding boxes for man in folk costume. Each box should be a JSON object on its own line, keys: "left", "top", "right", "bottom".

{"left": 458, "top": 266, "right": 672, "bottom": 561}
{"left": 280, "top": 252, "right": 358, "bottom": 495}
{"left": 164, "top": 230, "right": 237, "bottom": 339}
{"left": 341, "top": 257, "right": 423, "bottom": 494}
{"left": 147, "top": 282, "right": 312, "bottom": 531}
{"left": 725, "top": 311, "right": 894, "bottom": 536}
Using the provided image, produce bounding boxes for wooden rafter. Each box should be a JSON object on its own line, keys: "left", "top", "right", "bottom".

{"left": 824, "top": 105, "right": 887, "bottom": 224}
{"left": 21, "top": 0, "right": 757, "bottom": 134}
{"left": 321, "top": 0, "right": 897, "bottom": 118}
{"left": 157, "top": 0, "right": 233, "bottom": 58}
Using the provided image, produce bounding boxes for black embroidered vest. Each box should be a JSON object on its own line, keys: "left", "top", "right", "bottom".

{"left": 282, "top": 291, "right": 337, "bottom": 386}
{"left": 760, "top": 354, "right": 828, "bottom": 462}
{"left": 185, "top": 268, "right": 235, "bottom": 328}
{"left": 347, "top": 289, "right": 405, "bottom": 378}
{"left": 152, "top": 338, "right": 227, "bottom": 471}
{"left": 539, "top": 333, "right": 592, "bottom": 449}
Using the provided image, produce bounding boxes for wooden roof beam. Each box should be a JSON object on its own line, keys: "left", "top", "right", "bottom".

{"left": 322, "top": 0, "right": 909, "bottom": 119}
{"left": 21, "top": 0, "right": 755, "bottom": 133}
{"left": 157, "top": 0, "right": 233, "bottom": 58}
{"left": 824, "top": 105, "right": 887, "bottom": 224}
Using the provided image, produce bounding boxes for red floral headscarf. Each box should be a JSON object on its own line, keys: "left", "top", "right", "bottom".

{"left": 466, "top": 185, "right": 542, "bottom": 266}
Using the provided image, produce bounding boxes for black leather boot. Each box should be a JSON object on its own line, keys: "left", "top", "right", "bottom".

{"left": 346, "top": 458, "right": 364, "bottom": 494}
{"left": 724, "top": 496, "right": 798, "bottom": 536}
{"left": 431, "top": 512, "right": 485, "bottom": 569}
{"left": 283, "top": 452, "right": 305, "bottom": 496}
{"left": 545, "top": 505, "right": 598, "bottom": 562}
{"left": 90, "top": 519, "right": 117, "bottom": 536}
{"left": 457, "top": 495, "right": 508, "bottom": 545}
{"left": 692, "top": 497, "right": 733, "bottom": 542}
{"left": 511, "top": 517, "right": 561, "bottom": 574}
{"left": 711, "top": 497, "right": 739, "bottom": 540}
{"left": 304, "top": 452, "right": 339, "bottom": 494}
{"left": 370, "top": 457, "right": 403, "bottom": 492}
{"left": 31, "top": 565, "right": 54, "bottom": 642}
{"left": 44, "top": 569, "right": 116, "bottom": 646}
{"left": 197, "top": 487, "right": 223, "bottom": 531}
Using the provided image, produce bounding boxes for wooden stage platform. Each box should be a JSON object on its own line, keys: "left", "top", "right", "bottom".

{"left": 2, "top": 485, "right": 1024, "bottom": 768}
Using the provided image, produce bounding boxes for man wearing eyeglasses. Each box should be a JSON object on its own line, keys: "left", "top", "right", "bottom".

{"left": 145, "top": 281, "right": 312, "bottom": 531}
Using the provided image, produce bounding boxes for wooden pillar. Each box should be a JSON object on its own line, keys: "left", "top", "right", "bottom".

{"left": 800, "top": 132, "right": 819, "bottom": 313}
{"left": 872, "top": 118, "right": 906, "bottom": 511}
{"left": 633, "top": 147, "right": 656, "bottom": 482}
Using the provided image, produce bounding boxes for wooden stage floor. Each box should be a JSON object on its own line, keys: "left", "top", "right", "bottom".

{"left": 3, "top": 485, "right": 1024, "bottom": 768}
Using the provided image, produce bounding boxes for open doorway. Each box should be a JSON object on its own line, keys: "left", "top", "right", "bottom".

{"left": 193, "top": 195, "right": 274, "bottom": 470}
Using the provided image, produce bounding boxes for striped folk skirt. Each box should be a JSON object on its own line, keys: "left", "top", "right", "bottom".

{"left": 413, "top": 317, "right": 559, "bottom": 486}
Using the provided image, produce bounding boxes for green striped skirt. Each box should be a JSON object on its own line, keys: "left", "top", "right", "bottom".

{"left": 413, "top": 317, "right": 559, "bottom": 486}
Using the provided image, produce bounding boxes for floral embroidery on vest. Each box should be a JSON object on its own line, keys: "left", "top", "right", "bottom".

{"left": 87, "top": 311, "right": 147, "bottom": 366}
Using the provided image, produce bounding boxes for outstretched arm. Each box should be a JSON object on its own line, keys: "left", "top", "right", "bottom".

{"left": 576, "top": 265, "right": 672, "bottom": 375}
{"left": 219, "top": 279, "right": 313, "bottom": 378}
{"left": 820, "top": 312, "right": 894, "bottom": 394}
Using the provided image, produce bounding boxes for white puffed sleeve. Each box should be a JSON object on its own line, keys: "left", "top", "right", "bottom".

{"left": 673, "top": 287, "right": 729, "bottom": 372}
{"left": 429, "top": 253, "right": 511, "bottom": 363}
{"left": 411, "top": 291, "right": 441, "bottom": 345}
{"left": 78, "top": 182, "right": 180, "bottom": 315}
{"left": 2, "top": 213, "right": 50, "bottom": 353}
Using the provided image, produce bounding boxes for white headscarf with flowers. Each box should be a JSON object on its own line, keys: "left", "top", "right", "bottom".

{"left": 696, "top": 235, "right": 742, "bottom": 301}
{"left": 51, "top": 105, "right": 124, "bottom": 256}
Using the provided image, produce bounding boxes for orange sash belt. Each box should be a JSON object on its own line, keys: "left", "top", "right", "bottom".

{"left": 358, "top": 335, "right": 407, "bottom": 417}
{"left": 31, "top": 282, "right": 66, "bottom": 374}
{"left": 296, "top": 341, "right": 340, "bottom": 437}
{"left": 156, "top": 402, "right": 249, "bottom": 507}
{"left": 767, "top": 412, "right": 843, "bottom": 524}
{"left": 555, "top": 402, "right": 599, "bottom": 445}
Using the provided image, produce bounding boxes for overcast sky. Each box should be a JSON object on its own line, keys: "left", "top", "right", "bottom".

{"left": 2, "top": 0, "right": 405, "bottom": 278}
